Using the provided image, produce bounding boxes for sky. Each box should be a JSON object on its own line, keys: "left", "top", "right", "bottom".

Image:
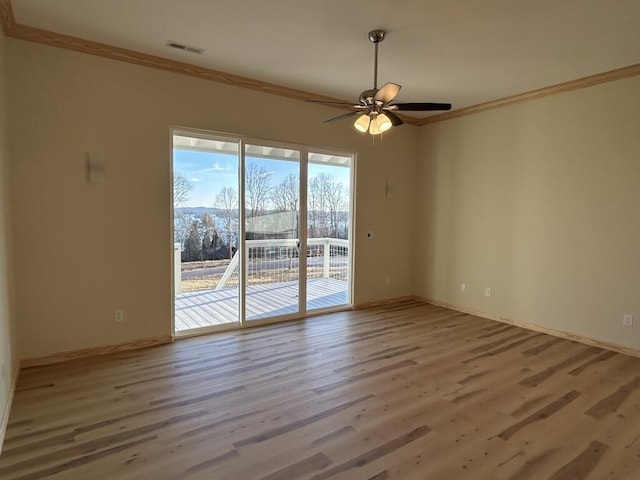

{"left": 174, "top": 149, "right": 350, "bottom": 208}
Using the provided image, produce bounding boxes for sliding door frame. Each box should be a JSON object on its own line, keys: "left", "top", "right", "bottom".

{"left": 171, "top": 126, "right": 355, "bottom": 336}
{"left": 238, "top": 138, "right": 308, "bottom": 327}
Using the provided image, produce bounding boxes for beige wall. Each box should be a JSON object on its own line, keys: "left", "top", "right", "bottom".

{"left": 0, "top": 30, "right": 17, "bottom": 438}
{"left": 415, "top": 76, "right": 640, "bottom": 350}
{"left": 6, "top": 39, "right": 418, "bottom": 359}
{"left": 8, "top": 33, "right": 640, "bottom": 360}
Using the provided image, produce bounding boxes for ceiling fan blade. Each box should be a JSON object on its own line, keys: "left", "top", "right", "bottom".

{"left": 384, "top": 111, "right": 404, "bottom": 127}
{"left": 373, "top": 82, "right": 401, "bottom": 104}
{"left": 306, "top": 100, "right": 361, "bottom": 108}
{"left": 324, "top": 110, "right": 362, "bottom": 123}
{"left": 389, "top": 102, "right": 452, "bottom": 111}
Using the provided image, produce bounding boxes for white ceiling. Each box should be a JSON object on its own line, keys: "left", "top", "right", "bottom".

{"left": 10, "top": 0, "right": 640, "bottom": 118}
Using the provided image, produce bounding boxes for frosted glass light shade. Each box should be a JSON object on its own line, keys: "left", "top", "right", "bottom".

{"left": 377, "top": 113, "right": 392, "bottom": 132}
{"left": 354, "top": 114, "right": 370, "bottom": 132}
{"left": 369, "top": 115, "right": 381, "bottom": 135}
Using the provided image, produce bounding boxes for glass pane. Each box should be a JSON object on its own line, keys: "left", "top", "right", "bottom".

{"left": 173, "top": 134, "right": 240, "bottom": 332}
{"left": 307, "top": 152, "right": 351, "bottom": 311}
{"left": 244, "top": 144, "right": 301, "bottom": 321}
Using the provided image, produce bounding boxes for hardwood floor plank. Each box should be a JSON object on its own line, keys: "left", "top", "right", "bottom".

{"left": 309, "top": 426, "right": 431, "bottom": 480}
{"left": 568, "top": 350, "right": 617, "bottom": 376}
{"left": 547, "top": 440, "right": 609, "bottom": 480}
{"left": 506, "top": 448, "right": 560, "bottom": 480}
{"left": 2, "top": 302, "right": 640, "bottom": 479}
{"left": 259, "top": 453, "right": 331, "bottom": 480}
{"left": 310, "top": 426, "right": 355, "bottom": 448}
{"left": 184, "top": 449, "right": 240, "bottom": 475}
{"left": 313, "top": 360, "right": 417, "bottom": 394}
{"left": 521, "top": 337, "right": 565, "bottom": 356}
{"left": 8, "top": 436, "right": 157, "bottom": 480}
{"left": 234, "top": 395, "right": 374, "bottom": 447}
{"left": 0, "top": 411, "right": 205, "bottom": 474}
{"left": 584, "top": 376, "right": 640, "bottom": 419}
{"left": 497, "top": 390, "right": 581, "bottom": 441}
{"left": 518, "top": 347, "right": 602, "bottom": 387}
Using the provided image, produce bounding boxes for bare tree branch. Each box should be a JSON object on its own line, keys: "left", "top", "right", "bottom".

{"left": 246, "top": 162, "right": 272, "bottom": 218}
{"left": 173, "top": 172, "right": 193, "bottom": 207}
{"left": 215, "top": 187, "right": 238, "bottom": 260}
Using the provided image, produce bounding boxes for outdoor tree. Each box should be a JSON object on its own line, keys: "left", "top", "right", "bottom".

{"left": 245, "top": 162, "right": 272, "bottom": 218}
{"left": 184, "top": 221, "right": 202, "bottom": 262}
{"left": 174, "top": 211, "right": 192, "bottom": 244}
{"left": 308, "top": 173, "right": 328, "bottom": 237}
{"left": 271, "top": 173, "right": 299, "bottom": 237}
{"left": 324, "top": 178, "right": 348, "bottom": 238}
{"left": 270, "top": 173, "right": 300, "bottom": 266}
{"left": 308, "top": 173, "right": 349, "bottom": 239}
{"left": 198, "top": 213, "right": 218, "bottom": 260}
{"left": 173, "top": 172, "right": 193, "bottom": 206}
{"left": 173, "top": 172, "right": 194, "bottom": 245}
{"left": 215, "top": 186, "right": 238, "bottom": 260}
{"left": 271, "top": 173, "right": 299, "bottom": 213}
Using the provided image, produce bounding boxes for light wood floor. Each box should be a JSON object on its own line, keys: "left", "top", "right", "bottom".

{"left": 2, "top": 300, "right": 640, "bottom": 479}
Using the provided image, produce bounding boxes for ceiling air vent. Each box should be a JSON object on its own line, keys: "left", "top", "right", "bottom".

{"left": 165, "top": 40, "right": 205, "bottom": 55}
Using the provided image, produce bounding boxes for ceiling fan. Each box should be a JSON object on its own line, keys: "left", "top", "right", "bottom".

{"left": 307, "top": 30, "right": 452, "bottom": 135}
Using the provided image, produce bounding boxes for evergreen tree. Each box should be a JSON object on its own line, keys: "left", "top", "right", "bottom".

{"left": 184, "top": 221, "right": 202, "bottom": 262}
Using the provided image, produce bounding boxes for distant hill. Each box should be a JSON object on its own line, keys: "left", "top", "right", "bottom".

{"left": 175, "top": 206, "right": 220, "bottom": 217}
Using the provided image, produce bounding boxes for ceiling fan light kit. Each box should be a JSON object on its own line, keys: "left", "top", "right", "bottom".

{"left": 355, "top": 112, "right": 392, "bottom": 135}
{"left": 307, "top": 30, "right": 452, "bottom": 136}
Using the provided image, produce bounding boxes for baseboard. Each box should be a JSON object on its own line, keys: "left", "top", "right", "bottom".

{"left": 21, "top": 334, "right": 174, "bottom": 369}
{"left": 419, "top": 296, "right": 640, "bottom": 359}
{"left": 353, "top": 296, "right": 417, "bottom": 310}
{"left": 0, "top": 365, "right": 19, "bottom": 455}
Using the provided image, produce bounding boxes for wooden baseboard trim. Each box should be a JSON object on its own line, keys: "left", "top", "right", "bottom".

{"left": 353, "top": 296, "right": 417, "bottom": 310}
{"left": 0, "top": 365, "right": 19, "bottom": 454}
{"left": 418, "top": 296, "right": 640, "bottom": 359}
{"left": 21, "top": 334, "right": 174, "bottom": 369}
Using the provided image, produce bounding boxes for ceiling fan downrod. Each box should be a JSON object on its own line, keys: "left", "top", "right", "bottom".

{"left": 369, "top": 30, "right": 385, "bottom": 90}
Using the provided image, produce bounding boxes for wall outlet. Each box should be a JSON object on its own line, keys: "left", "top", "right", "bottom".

{"left": 623, "top": 314, "right": 633, "bottom": 327}
{"left": 485, "top": 288, "right": 492, "bottom": 297}
{"left": 115, "top": 309, "right": 124, "bottom": 322}
{"left": 385, "top": 276, "right": 391, "bottom": 285}
{"left": 460, "top": 283, "right": 466, "bottom": 292}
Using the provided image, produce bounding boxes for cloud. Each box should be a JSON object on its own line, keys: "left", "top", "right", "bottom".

{"left": 190, "top": 177, "right": 201, "bottom": 183}
{"left": 207, "top": 162, "right": 233, "bottom": 172}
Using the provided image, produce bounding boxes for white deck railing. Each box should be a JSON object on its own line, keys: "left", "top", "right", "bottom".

{"left": 215, "top": 237, "right": 348, "bottom": 290}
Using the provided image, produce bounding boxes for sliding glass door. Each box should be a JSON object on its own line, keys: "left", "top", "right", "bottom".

{"left": 172, "top": 130, "right": 353, "bottom": 335}
{"left": 244, "top": 144, "right": 302, "bottom": 321}
{"left": 172, "top": 134, "right": 241, "bottom": 333}
{"left": 306, "top": 152, "right": 352, "bottom": 311}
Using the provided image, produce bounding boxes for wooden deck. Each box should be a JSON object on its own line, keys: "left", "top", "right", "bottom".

{"left": 175, "top": 277, "right": 348, "bottom": 331}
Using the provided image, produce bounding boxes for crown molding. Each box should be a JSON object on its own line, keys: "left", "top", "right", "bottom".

{"left": 0, "top": 1, "right": 423, "bottom": 126}
{"left": 0, "top": 0, "right": 14, "bottom": 33}
{"left": 418, "top": 62, "right": 640, "bottom": 125}
{"left": 2, "top": 0, "right": 639, "bottom": 127}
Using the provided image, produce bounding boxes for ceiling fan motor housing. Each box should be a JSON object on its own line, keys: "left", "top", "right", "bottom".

{"left": 359, "top": 89, "right": 378, "bottom": 105}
